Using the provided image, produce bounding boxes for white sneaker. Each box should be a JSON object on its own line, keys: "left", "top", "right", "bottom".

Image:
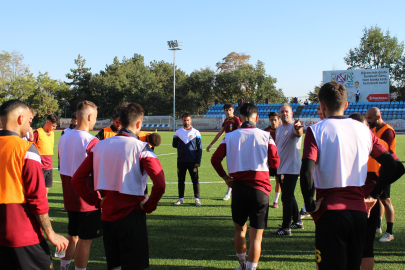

{"left": 195, "top": 198, "right": 202, "bottom": 206}
{"left": 223, "top": 194, "right": 231, "bottom": 201}
{"left": 376, "top": 227, "right": 382, "bottom": 234}
{"left": 174, "top": 199, "right": 184, "bottom": 206}
{"left": 379, "top": 232, "right": 394, "bottom": 242}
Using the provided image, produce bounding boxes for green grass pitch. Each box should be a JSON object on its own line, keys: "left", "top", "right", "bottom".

{"left": 49, "top": 130, "right": 405, "bottom": 269}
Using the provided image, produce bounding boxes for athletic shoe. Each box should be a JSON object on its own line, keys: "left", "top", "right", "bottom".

{"left": 174, "top": 199, "right": 184, "bottom": 206}
{"left": 195, "top": 198, "right": 202, "bottom": 206}
{"left": 290, "top": 222, "right": 304, "bottom": 229}
{"left": 49, "top": 217, "right": 54, "bottom": 221}
{"left": 271, "top": 228, "right": 292, "bottom": 236}
{"left": 223, "top": 194, "right": 231, "bottom": 201}
{"left": 379, "top": 232, "right": 394, "bottom": 242}
{"left": 234, "top": 261, "right": 246, "bottom": 270}
{"left": 376, "top": 227, "right": 383, "bottom": 234}
{"left": 300, "top": 209, "right": 310, "bottom": 219}
{"left": 271, "top": 202, "right": 279, "bottom": 208}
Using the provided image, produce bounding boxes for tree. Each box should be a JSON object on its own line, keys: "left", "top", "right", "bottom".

{"left": 344, "top": 26, "right": 404, "bottom": 81}
{"left": 216, "top": 52, "right": 251, "bottom": 73}
{"left": 307, "top": 82, "right": 322, "bottom": 102}
{"left": 215, "top": 60, "right": 286, "bottom": 104}
{"left": 65, "top": 54, "right": 93, "bottom": 113}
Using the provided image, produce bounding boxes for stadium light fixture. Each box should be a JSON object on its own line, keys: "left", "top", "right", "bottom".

{"left": 167, "top": 40, "right": 182, "bottom": 130}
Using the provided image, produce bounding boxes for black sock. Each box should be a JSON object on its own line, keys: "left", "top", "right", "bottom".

{"left": 386, "top": 222, "right": 394, "bottom": 234}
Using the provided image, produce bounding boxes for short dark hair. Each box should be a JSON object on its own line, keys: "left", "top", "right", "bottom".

{"left": 71, "top": 112, "right": 77, "bottom": 120}
{"left": 268, "top": 112, "right": 280, "bottom": 118}
{"left": 349, "top": 113, "right": 366, "bottom": 123}
{"left": 355, "top": 81, "right": 359, "bottom": 84}
{"left": 182, "top": 113, "right": 191, "bottom": 119}
{"left": 0, "top": 100, "right": 29, "bottom": 117}
{"left": 148, "top": 133, "right": 162, "bottom": 147}
{"left": 239, "top": 103, "right": 258, "bottom": 118}
{"left": 113, "top": 112, "right": 120, "bottom": 120}
{"left": 318, "top": 82, "right": 347, "bottom": 112}
{"left": 223, "top": 103, "right": 234, "bottom": 110}
{"left": 120, "top": 103, "right": 144, "bottom": 127}
{"left": 46, "top": 114, "right": 59, "bottom": 124}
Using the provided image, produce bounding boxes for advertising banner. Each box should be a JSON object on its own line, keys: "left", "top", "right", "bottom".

{"left": 59, "top": 118, "right": 111, "bottom": 129}
{"left": 323, "top": 68, "right": 389, "bottom": 103}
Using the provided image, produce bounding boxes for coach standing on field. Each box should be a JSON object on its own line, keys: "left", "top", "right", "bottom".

{"left": 272, "top": 103, "right": 304, "bottom": 236}
{"left": 173, "top": 113, "right": 203, "bottom": 206}
{"left": 300, "top": 82, "right": 398, "bottom": 269}
{"left": 211, "top": 103, "right": 280, "bottom": 270}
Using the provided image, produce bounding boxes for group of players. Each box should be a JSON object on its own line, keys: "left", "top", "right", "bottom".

{"left": 0, "top": 81, "right": 403, "bottom": 270}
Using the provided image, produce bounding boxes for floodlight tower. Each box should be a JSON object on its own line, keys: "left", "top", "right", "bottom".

{"left": 167, "top": 40, "right": 182, "bottom": 130}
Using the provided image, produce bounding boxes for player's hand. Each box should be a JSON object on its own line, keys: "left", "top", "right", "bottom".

{"left": 47, "top": 232, "right": 69, "bottom": 253}
{"left": 307, "top": 197, "right": 324, "bottom": 214}
{"left": 100, "top": 197, "right": 105, "bottom": 208}
{"left": 294, "top": 118, "right": 304, "bottom": 130}
{"left": 222, "top": 175, "right": 234, "bottom": 188}
{"left": 27, "top": 127, "right": 34, "bottom": 142}
{"left": 365, "top": 196, "right": 377, "bottom": 218}
{"left": 206, "top": 144, "right": 212, "bottom": 152}
{"left": 140, "top": 200, "right": 145, "bottom": 211}
{"left": 194, "top": 164, "right": 200, "bottom": 168}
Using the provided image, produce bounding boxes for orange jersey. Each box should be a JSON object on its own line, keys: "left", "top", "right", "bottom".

{"left": 0, "top": 135, "right": 32, "bottom": 204}
{"left": 103, "top": 126, "right": 117, "bottom": 139}
{"left": 138, "top": 131, "right": 153, "bottom": 147}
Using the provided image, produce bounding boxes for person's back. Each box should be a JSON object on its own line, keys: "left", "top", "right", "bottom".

{"left": 300, "top": 82, "right": 397, "bottom": 270}
{"left": 309, "top": 117, "right": 372, "bottom": 221}
{"left": 211, "top": 103, "right": 279, "bottom": 270}
{"left": 72, "top": 103, "right": 165, "bottom": 270}
{"left": 59, "top": 129, "right": 99, "bottom": 212}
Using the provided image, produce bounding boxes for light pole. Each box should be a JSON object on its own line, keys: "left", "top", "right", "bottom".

{"left": 167, "top": 40, "right": 182, "bottom": 130}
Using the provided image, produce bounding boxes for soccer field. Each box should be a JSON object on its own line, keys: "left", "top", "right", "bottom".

{"left": 49, "top": 131, "right": 405, "bottom": 270}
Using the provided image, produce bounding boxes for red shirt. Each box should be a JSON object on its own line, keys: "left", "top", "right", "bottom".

{"left": 222, "top": 116, "right": 241, "bottom": 133}
{"left": 303, "top": 127, "right": 386, "bottom": 223}
{"left": 71, "top": 133, "right": 166, "bottom": 222}
{"left": 211, "top": 126, "right": 280, "bottom": 195}
{"left": 263, "top": 126, "right": 276, "bottom": 141}
{"left": 0, "top": 140, "right": 49, "bottom": 247}
{"left": 60, "top": 138, "right": 99, "bottom": 212}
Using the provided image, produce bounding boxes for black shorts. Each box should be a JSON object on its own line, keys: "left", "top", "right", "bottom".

{"left": 0, "top": 240, "right": 52, "bottom": 270}
{"left": 231, "top": 181, "right": 269, "bottom": 229}
{"left": 42, "top": 169, "right": 53, "bottom": 188}
{"left": 102, "top": 209, "right": 149, "bottom": 270}
{"left": 315, "top": 210, "right": 367, "bottom": 270}
{"left": 380, "top": 184, "right": 391, "bottom": 199}
{"left": 68, "top": 209, "right": 102, "bottom": 240}
{"left": 269, "top": 167, "right": 277, "bottom": 177}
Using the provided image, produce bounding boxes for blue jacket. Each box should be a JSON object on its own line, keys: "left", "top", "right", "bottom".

{"left": 172, "top": 127, "right": 202, "bottom": 164}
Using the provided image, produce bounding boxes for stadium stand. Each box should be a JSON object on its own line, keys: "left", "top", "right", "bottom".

{"left": 204, "top": 101, "right": 405, "bottom": 120}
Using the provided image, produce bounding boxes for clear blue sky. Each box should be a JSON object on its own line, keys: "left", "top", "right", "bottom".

{"left": 2, "top": 0, "right": 405, "bottom": 100}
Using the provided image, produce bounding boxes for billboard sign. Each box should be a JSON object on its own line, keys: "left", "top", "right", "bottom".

{"left": 323, "top": 68, "right": 389, "bottom": 103}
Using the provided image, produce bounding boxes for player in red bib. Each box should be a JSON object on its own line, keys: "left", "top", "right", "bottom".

{"left": 263, "top": 112, "right": 281, "bottom": 208}
{"left": 207, "top": 103, "right": 241, "bottom": 200}
{"left": 300, "top": 82, "right": 399, "bottom": 269}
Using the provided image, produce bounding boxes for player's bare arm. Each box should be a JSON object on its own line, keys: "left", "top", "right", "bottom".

{"left": 207, "top": 127, "right": 226, "bottom": 152}
{"left": 35, "top": 214, "right": 69, "bottom": 252}
{"left": 293, "top": 118, "right": 304, "bottom": 137}
{"left": 222, "top": 174, "right": 234, "bottom": 188}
